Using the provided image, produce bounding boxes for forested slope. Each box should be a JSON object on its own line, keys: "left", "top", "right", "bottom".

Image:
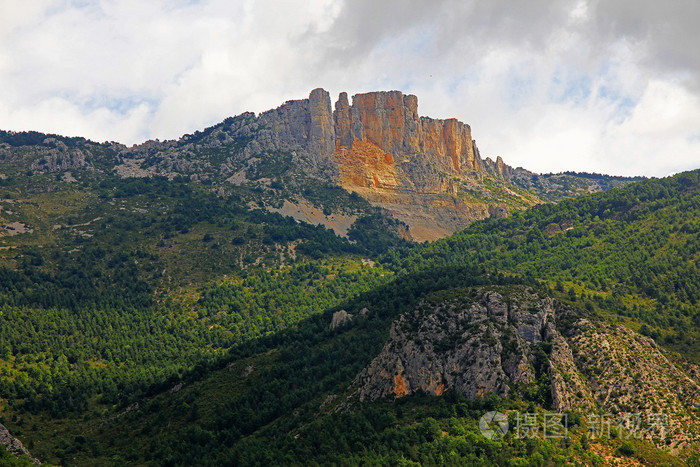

{"left": 388, "top": 169, "right": 700, "bottom": 362}
{"left": 0, "top": 169, "right": 698, "bottom": 465}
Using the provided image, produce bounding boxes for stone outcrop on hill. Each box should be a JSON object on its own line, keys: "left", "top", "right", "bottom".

{"left": 333, "top": 90, "right": 480, "bottom": 173}
{"left": 0, "top": 137, "right": 95, "bottom": 174}
{"left": 185, "top": 88, "right": 538, "bottom": 240}
{"left": 0, "top": 423, "right": 39, "bottom": 464}
{"left": 276, "top": 88, "right": 534, "bottom": 240}
{"left": 352, "top": 288, "right": 561, "bottom": 402}
{"left": 329, "top": 309, "right": 353, "bottom": 331}
{"left": 246, "top": 88, "right": 484, "bottom": 179}
{"left": 346, "top": 287, "right": 700, "bottom": 452}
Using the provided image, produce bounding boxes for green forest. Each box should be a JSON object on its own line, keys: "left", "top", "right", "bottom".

{"left": 0, "top": 167, "right": 698, "bottom": 465}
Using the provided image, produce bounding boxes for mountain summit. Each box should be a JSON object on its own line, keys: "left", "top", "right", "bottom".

{"left": 266, "top": 88, "right": 484, "bottom": 176}
{"left": 128, "top": 88, "right": 638, "bottom": 240}
{"left": 228, "top": 87, "right": 530, "bottom": 240}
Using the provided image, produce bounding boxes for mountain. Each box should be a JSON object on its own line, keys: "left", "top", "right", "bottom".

{"left": 122, "top": 171, "right": 697, "bottom": 466}
{"left": 0, "top": 163, "right": 697, "bottom": 465}
{"left": 1, "top": 89, "right": 641, "bottom": 242}
{"left": 0, "top": 91, "right": 692, "bottom": 466}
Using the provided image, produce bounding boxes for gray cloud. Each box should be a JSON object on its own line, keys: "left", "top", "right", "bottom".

{"left": 588, "top": 1, "right": 700, "bottom": 87}
{"left": 0, "top": 0, "right": 699, "bottom": 175}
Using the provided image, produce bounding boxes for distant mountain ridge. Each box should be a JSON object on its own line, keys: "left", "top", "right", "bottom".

{"left": 0, "top": 89, "right": 643, "bottom": 240}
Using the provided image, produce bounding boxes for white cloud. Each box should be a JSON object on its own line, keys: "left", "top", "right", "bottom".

{"left": 0, "top": 95, "right": 152, "bottom": 143}
{"left": 1, "top": 0, "right": 699, "bottom": 176}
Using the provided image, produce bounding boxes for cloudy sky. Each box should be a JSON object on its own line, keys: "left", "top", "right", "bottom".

{"left": 1, "top": 0, "right": 699, "bottom": 176}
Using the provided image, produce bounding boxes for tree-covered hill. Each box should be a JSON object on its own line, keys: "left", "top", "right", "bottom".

{"left": 387, "top": 169, "right": 700, "bottom": 363}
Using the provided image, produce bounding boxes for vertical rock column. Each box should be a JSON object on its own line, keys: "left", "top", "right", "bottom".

{"left": 308, "top": 88, "right": 336, "bottom": 161}
{"left": 402, "top": 94, "right": 421, "bottom": 154}
{"left": 334, "top": 92, "right": 354, "bottom": 149}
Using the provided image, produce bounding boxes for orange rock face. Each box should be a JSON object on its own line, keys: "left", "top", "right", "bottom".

{"left": 393, "top": 374, "right": 408, "bottom": 398}
{"left": 335, "top": 138, "right": 400, "bottom": 190}
{"left": 332, "top": 90, "right": 478, "bottom": 174}
{"left": 351, "top": 91, "right": 407, "bottom": 155}
{"left": 254, "top": 89, "right": 528, "bottom": 242}
{"left": 333, "top": 92, "right": 468, "bottom": 187}
{"left": 328, "top": 90, "right": 497, "bottom": 241}
{"left": 239, "top": 88, "right": 529, "bottom": 241}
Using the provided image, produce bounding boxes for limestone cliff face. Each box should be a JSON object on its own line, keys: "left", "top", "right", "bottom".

{"left": 308, "top": 88, "right": 336, "bottom": 162}
{"left": 232, "top": 88, "right": 338, "bottom": 175}
{"left": 244, "top": 88, "right": 483, "bottom": 176}
{"left": 216, "top": 88, "right": 521, "bottom": 241}
{"left": 330, "top": 91, "right": 491, "bottom": 240}
{"left": 333, "top": 90, "right": 479, "bottom": 173}
{"left": 322, "top": 89, "right": 529, "bottom": 240}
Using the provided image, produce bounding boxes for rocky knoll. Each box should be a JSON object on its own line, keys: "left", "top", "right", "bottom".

{"left": 348, "top": 286, "right": 700, "bottom": 452}
{"left": 352, "top": 287, "right": 562, "bottom": 402}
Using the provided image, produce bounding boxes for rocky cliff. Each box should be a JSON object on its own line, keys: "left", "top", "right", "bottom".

{"left": 155, "top": 88, "right": 539, "bottom": 241}
{"left": 333, "top": 90, "right": 480, "bottom": 173}
{"left": 237, "top": 88, "right": 485, "bottom": 177}
{"left": 346, "top": 287, "right": 700, "bottom": 453}
{"left": 232, "top": 89, "right": 537, "bottom": 240}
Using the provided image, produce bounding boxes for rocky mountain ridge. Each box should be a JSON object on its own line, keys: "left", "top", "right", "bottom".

{"left": 0, "top": 90, "right": 642, "bottom": 241}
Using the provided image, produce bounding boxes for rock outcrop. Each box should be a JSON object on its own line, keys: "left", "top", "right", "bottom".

{"left": 333, "top": 90, "right": 480, "bottom": 173}
{"left": 329, "top": 309, "right": 353, "bottom": 331}
{"left": 236, "top": 88, "right": 483, "bottom": 172}
{"left": 0, "top": 137, "right": 94, "bottom": 174}
{"left": 214, "top": 88, "right": 536, "bottom": 240}
{"left": 347, "top": 286, "right": 700, "bottom": 452}
{"left": 0, "top": 423, "right": 39, "bottom": 464}
{"left": 352, "top": 288, "right": 556, "bottom": 401}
